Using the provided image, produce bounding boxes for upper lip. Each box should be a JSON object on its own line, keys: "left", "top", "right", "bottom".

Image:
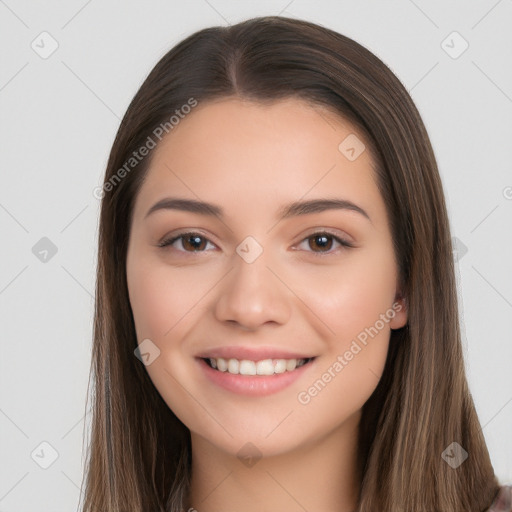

{"left": 196, "top": 346, "right": 315, "bottom": 361}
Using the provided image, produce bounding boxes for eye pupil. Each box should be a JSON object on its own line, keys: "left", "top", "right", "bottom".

{"left": 183, "top": 235, "right": 206, "bottom": 251}
{"left": 310, "top": 234, "right": 333, "bottom": 252}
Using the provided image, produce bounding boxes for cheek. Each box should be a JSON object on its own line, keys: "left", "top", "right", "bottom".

{"left": 293, "top": 303, "right": 392, "bottom": 443}
{"left": 126, "top": 253, "right": 213, "bottom": 341}
{"left": 127, "top": 261, "right": 170, "bottom": 340}
{"left": 291, "top": 249, "right": 396, "bottom": 410}
{"left": 295, "top": 247, "right": 397, "bottom": 345}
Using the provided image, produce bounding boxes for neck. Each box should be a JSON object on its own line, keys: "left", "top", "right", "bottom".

{"left": 185, "top": 410, "right": 361, "bottom": 512}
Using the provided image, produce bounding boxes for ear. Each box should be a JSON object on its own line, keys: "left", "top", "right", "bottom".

{"left": 389, "top": 290, "right": 408, "bottom": 330}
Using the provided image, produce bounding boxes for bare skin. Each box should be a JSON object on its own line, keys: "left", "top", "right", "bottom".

{"left": 126, "top": 97, "right": 408, "bottom": 512}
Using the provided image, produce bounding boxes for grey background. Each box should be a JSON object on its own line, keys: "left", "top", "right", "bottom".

{"left": 1, "top": 1, "right": 511, "bottom": 510}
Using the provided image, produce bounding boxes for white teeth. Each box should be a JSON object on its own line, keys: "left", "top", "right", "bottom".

{"left": 256, "top": 359, "right": 274, "bottom": 375}
{"left": 216, "top": 357, "right": 228, "bottom": 372}
{"left": 227, "top": 358, "right": 239, "bottom": 374}
{"left": 274, "top": 359, "right": 287, "bottom": 373}
{"left": 207, "top": 357, "right": 310, "bottom": 375}
{"left": 286, "top": 359, "right": 297, "bottom": 371}
{"left": 239, "top": 360, "right": 256, "bottom": 375}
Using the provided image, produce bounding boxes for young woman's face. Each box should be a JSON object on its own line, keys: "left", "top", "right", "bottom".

{"left": 126, "top": 97, "right": 407, "bottom": 457}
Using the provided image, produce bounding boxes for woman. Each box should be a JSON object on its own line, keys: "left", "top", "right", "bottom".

{"left": 82, "top": 15, "right": 511, "bottom": 512}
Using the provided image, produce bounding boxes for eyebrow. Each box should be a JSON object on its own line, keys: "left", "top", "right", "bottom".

{"left": 144, "top": 197, "right": 371, "bottom": 222}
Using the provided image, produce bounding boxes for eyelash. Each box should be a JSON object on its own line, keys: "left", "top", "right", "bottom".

{"left": 157, "top": 230, "right": 354, "bottom": 256}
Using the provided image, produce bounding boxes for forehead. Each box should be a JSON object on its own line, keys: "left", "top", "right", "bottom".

{"left": 132, "top": 96, "right": 383, "bottom": 225}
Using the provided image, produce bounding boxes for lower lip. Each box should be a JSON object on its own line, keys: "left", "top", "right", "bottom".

{"left": 196, "top": 357, "right": 316, "bottom": 397}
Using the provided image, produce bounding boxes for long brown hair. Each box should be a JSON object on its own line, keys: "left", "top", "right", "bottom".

{"left": 81, "top": 15, "right": 500, "bottom": 511}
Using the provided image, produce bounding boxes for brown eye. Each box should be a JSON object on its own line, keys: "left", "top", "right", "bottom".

{"left": 181, "top": 234, "right": 207, "bottom": 251}
{"left": 298, "top": 231, "right": 353, "bottom": 255}
{"left": 158, "top": 232, "right": 215, "bottom": 252}
{"left": 308, "top": 234, "right": 334, "bottom": 252}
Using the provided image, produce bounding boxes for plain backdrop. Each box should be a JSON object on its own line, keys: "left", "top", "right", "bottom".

{"left": 0, "top": 1, "right": 511, "bottom": 510}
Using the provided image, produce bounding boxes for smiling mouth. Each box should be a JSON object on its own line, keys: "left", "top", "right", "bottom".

{"left": 201, "top": 356, "right": 316, "bottom": 376}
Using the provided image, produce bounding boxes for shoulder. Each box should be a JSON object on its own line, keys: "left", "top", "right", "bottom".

{"left": 488, "top": 485, "right": 512, "bottom": 512}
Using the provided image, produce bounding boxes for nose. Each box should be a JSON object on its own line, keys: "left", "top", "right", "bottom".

{"left": 214, "top": 247, "right": 291, "bottom": 331}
